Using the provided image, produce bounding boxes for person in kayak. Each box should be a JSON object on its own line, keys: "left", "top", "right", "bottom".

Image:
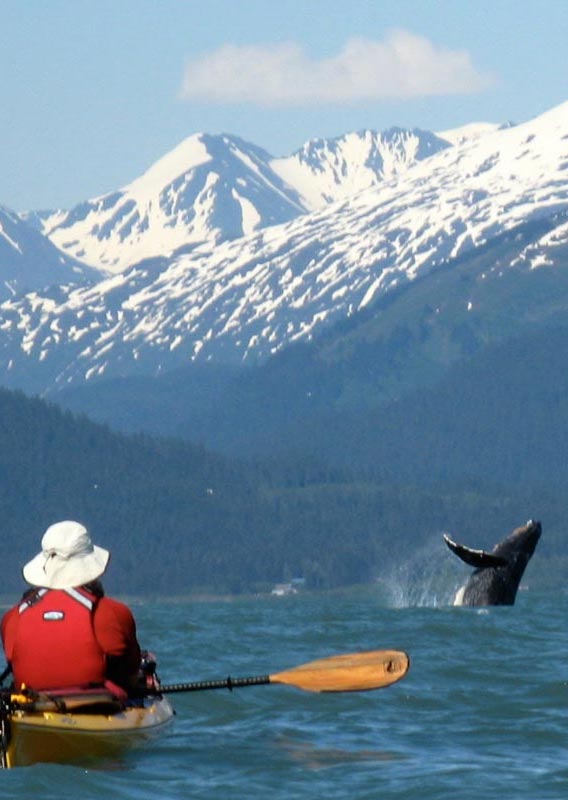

{"left": 0, "top": 520, "right": 142, "bottom": 697}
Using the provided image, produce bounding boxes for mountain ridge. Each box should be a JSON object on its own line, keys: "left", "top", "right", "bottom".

{"left": 31, "top": 127, "right": 451, "bottom": 273}
{"left": 0, "top": 101, "right": 566, "bottom": 402}
{"left": 1, "top": 102, "right": 568, "bottom": 395}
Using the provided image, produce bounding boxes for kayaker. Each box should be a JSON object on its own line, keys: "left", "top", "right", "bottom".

{"left": 0, "top": 520, "right": 142, "bottom": 697}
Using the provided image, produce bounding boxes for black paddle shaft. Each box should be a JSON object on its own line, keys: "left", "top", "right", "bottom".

{"left": 147, "top": 674, "right": 271, "bottom": 695}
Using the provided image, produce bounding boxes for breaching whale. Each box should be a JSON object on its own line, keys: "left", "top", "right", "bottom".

{"left": 443, "top": 519, "right": 542, "bottom": 606}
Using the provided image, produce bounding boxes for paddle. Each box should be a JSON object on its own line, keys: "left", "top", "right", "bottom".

{"left": 146, "top": 649, "right": 410, "bottom": 695}
{"left": 0, "top": 666, "right": 12, "bottom": 768}
{"left": 0, "top": 648, "right": 410, "bottom": 719}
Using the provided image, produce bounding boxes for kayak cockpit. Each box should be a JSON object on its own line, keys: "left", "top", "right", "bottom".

{"left": 2, "top": 687, "right": 174, "bottom": 768}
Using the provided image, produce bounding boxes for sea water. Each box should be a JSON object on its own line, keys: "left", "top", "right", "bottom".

{"left": 2, "top": 587, "right": 568, "bottom": 799}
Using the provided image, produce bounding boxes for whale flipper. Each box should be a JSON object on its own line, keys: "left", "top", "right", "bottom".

{"left": 444, "top": 520, "right": 541, "bottom": 606}
{"left": 443, "top": 534, "right": 508, "bottom": 569}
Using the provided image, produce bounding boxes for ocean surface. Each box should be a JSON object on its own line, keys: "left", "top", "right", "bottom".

{"left": 2, "top": 584, "right": 568, "bottom": 799}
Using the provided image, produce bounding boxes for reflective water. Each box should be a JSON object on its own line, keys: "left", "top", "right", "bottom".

{"left": 3, "top": 587, "right": 568, "bottom": 799}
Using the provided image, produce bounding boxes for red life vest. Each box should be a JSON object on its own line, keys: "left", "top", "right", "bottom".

{"left": 11, "top": 587, "right": 106, "bottom": 691}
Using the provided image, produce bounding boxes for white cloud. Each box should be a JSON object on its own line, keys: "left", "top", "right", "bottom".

{"left": 179, "top": 30, "right": 494, "bottom": 107}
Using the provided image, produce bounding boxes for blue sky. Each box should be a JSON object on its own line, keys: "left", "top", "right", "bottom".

{"left": 2, "top": 0, "right": 567, "bottom": 211}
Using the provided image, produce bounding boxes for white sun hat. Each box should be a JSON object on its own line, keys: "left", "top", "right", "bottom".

{"left": 23, "top": 520, "right": 110, "bottom": 590}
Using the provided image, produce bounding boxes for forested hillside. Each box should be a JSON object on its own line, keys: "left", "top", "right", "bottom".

{"left": 0, "top": 387, "right": 564, "bottom": 598}
{"left": 235, "top": 323, "right": 568, "bottom": 489}
{"left": 297, "top": 324, "right": 568, "bottom": 486}
{"left": 55, "top": 214, "right": 568, "bottom": 482}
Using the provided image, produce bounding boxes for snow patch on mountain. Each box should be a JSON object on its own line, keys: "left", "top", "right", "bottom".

{"left": 511, "top": 217, "right": 568, "bottom": 270}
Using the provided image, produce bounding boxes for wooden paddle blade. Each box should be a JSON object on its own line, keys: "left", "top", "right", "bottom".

{"left": 269, "top": 649, "right": 410, "bottom": 693}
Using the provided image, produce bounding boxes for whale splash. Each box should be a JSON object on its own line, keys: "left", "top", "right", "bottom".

{"left": 376, "top": 535, "right": 461, "bottom": 608}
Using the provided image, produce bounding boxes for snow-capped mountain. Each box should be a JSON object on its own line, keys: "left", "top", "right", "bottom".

{"left": 271, "top": 127, "right": 450, "bottom": 209}
{"left": 38, "top": 134, "right": 305, "bottom": 273}
{"left": 0, "top": 205, "right": 96, "bottom": 301}
{"left": 35, "top": 128, "right": 450, "bottom": 274}
{"left": 2, "top": 101, "right": 568, "bottom": 396}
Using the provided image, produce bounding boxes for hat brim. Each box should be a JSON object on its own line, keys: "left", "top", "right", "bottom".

{"left": 23, "top": 544, "right": 110, "bottom": 589}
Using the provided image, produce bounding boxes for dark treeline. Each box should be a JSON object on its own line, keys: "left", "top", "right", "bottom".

{"left": 0, "top": 386, "right": 563, "bottom": 598}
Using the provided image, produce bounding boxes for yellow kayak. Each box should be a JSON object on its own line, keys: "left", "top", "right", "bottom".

{"left": 2, "top": 690, "right": 174, "bottom": 768}
{"left": 1, "top": 647, "right": 410, "bottom": 768}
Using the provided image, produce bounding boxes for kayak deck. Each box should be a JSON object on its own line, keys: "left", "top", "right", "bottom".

{"left": 5, "top": 694, "right": 174, "bottom": 768}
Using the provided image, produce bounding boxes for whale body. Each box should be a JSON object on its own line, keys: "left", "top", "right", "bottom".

{"left": 444, "top": 519, "right": 542, "bottom": 606}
